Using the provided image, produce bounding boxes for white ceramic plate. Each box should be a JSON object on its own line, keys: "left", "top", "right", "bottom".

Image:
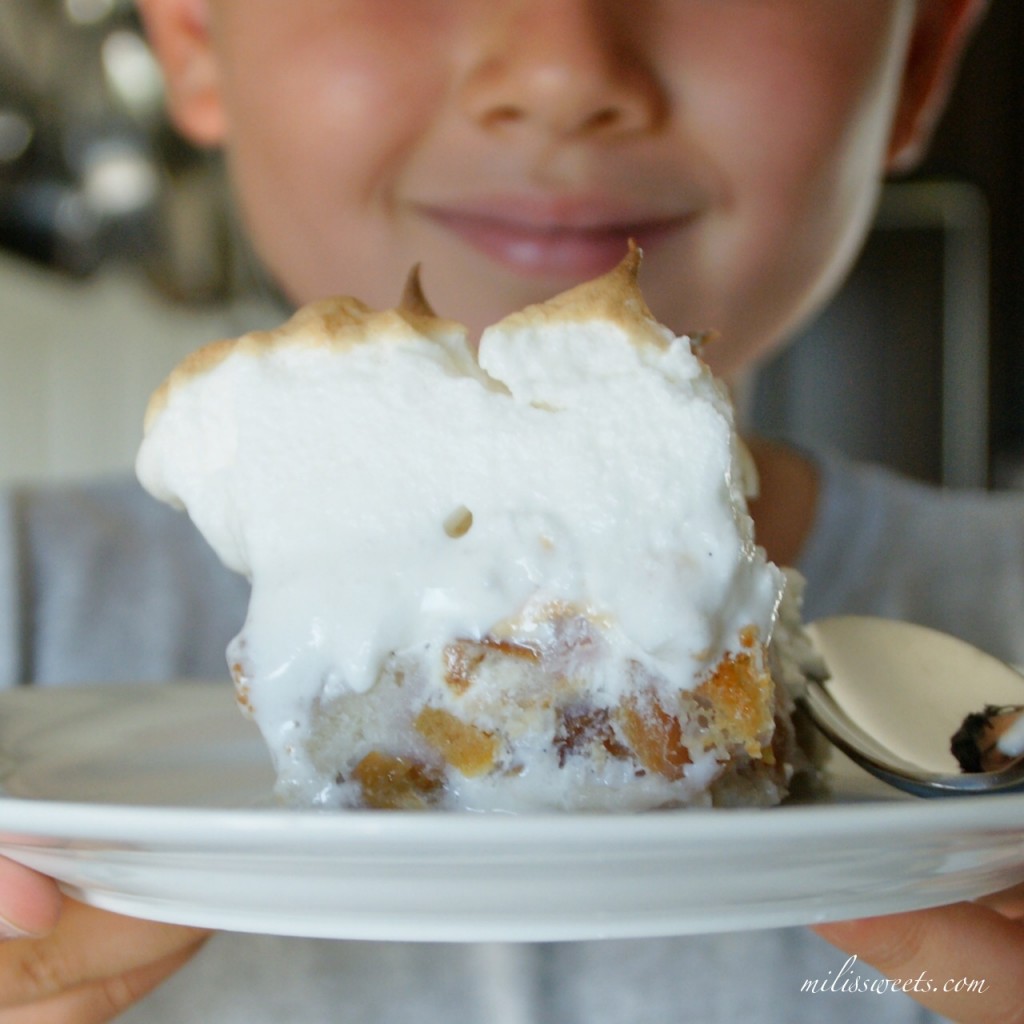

{"left": 1, "top": 682, "right": 1024, "bottom": 943}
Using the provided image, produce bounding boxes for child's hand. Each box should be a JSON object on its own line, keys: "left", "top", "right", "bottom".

{"left": 0, "top": 858, "right": 207, "bottom": 1022}
{"left": 813, "top": 884, "right": 1024, "bottom": 1024}
{"left": 0, "top": 858, "right": 60, "bottom": 939}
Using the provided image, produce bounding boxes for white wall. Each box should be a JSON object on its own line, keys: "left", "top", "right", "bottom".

{"left": 0, "top": 254, "right": 277, "bottom": 487}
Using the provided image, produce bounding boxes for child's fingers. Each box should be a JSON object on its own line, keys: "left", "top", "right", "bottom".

{"left": 0, "top": 944, "right": 200, "bottom": 1024}
{"left": 0, "top": 862, "right": 61, "bottom": 940}
{"left": 975, "top": 879, "right": 1024, "bottom": 920}
{"left": 0, "top": 900, "right": 208, "bottom": 1012}
{"left": 813, "top": 902, "right": 1024, "bottom": 1024}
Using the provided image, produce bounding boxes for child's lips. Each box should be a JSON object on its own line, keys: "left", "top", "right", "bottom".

{"left": 417, "top": 201, "right": 693, "bottom": 278}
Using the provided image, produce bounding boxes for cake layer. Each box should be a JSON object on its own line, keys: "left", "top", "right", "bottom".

{"left": 137, "top": 248, "right": 798, "bottom": 811}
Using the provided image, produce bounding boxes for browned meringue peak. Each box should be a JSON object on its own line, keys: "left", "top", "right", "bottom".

{"left": 255, "top": 267, "right": 464, "bottom": 349}
{"left": 398, "top": 262, "right": 438, "bottom": 319}
{"left": 488, "top": 241, "right": 671, "bottom": 348}
{"left": 143, "top": 269, "right": 469, "bottom": 431}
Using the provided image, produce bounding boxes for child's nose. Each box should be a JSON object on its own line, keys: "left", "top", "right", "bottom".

{"left": 459, "top": 0, "right": 665, "bottom": 140}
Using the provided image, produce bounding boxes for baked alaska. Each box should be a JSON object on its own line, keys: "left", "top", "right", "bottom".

{"left": 136, "top": 247, "right": 817, "bottom": 812}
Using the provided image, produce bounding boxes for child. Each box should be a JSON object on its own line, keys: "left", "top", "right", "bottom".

{"left": 2, "top": 1, "right": 1019, "bottom": 1021}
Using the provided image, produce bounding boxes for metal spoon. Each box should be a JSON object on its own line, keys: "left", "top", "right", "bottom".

{"left": 799, "top": 616, "right": 1024, "bottom": 798}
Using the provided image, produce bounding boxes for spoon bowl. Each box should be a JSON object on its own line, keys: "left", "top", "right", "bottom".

{"left": 800, "top": 616, "right": 1024, "bottom": 798}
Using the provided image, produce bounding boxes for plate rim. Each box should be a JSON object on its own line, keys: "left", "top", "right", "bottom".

{"left": 3, "top": 790, "right": 1024, "bottom": 851}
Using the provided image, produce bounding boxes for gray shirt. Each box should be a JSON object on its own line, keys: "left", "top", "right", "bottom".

{"left": 2, "top": 453, "right": 1020, "bottom": 1023}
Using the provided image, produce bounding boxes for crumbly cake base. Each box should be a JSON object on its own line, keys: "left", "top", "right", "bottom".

{"left": 255, "top": 611, "right": 799, "bottom": 812}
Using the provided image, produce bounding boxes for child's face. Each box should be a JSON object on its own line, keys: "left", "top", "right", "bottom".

{"left": 145, "top": 0, "right": 978, "bottom": 375}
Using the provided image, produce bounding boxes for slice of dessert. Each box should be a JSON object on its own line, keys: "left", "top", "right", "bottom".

{"left": 137, "top": 246, "right": 812, "bottom": 811}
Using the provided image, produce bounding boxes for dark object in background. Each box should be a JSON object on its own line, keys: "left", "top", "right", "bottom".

{"left": 0, "top": 0, "right": 233, "bottom": 298}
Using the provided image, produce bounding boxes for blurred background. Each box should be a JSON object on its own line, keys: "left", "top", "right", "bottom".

{"left": 0, "top": 0, "right": 1021, "bottom": 489}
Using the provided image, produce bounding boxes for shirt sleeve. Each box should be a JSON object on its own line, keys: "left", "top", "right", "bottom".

{"left": 6, "top": 475, "right": 248, "bottom": 687}
{"left": 797, "top": 449, "right": 1024, "bottom": 666}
